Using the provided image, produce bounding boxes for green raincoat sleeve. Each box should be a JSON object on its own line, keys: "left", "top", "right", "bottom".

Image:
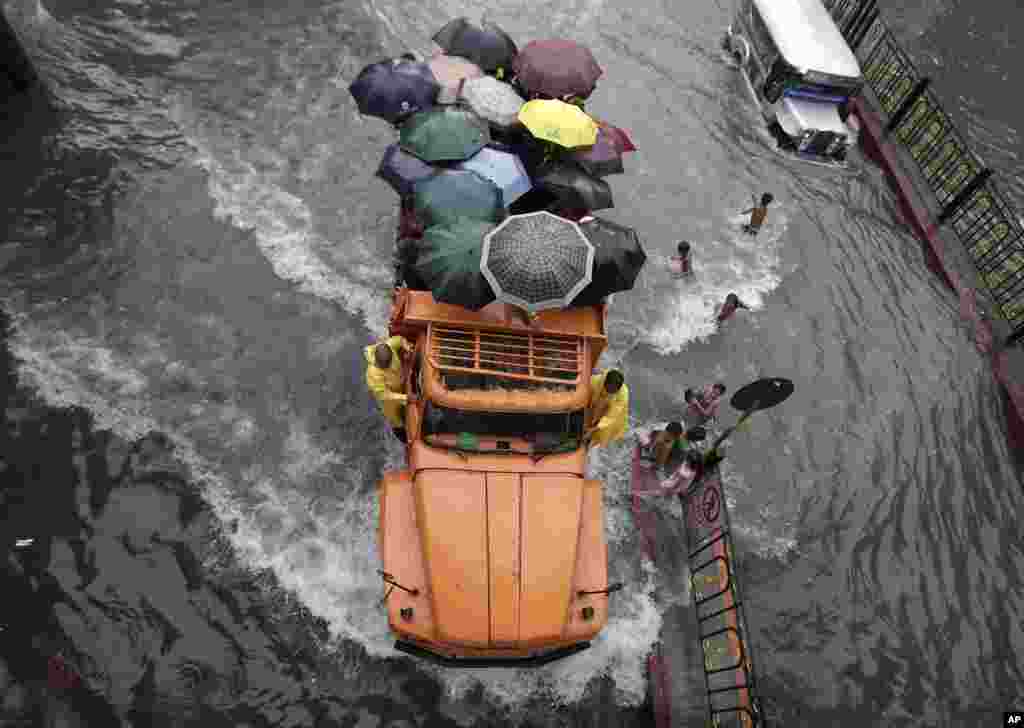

{"left": 588, "top": 372, "right": 630, "bottom": 447}
{"left": 364, "top": 336, "right": 412, "bottom": 428}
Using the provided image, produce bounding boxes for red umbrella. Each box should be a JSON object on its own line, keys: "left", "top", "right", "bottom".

{"left": 511, "top": 39, "right": 603, "bottom": 100}
{"left": 572, "top": 123, "right": 636, "bottom": 177}
{"left": 589, "top": 118, "right": 637, "bottom": 151}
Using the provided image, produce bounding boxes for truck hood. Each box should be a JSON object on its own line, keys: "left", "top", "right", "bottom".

{"left": 414, "top": 469, "right": 585, "bottom": 648}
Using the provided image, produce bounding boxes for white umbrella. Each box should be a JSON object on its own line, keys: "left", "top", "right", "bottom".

{"left": 428, "top": 54, "right": 484, "bottom": 104}
{"left": 457, "top": 75, "right": 525, "bottom": 128}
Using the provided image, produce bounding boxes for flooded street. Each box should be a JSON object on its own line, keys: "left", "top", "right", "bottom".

{"left": 2, "top": 0, "right": 1022, "bottom": 725}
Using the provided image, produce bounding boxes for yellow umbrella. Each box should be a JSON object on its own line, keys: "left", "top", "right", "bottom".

{"left": 517, "top": 99, "right": 598, "bottom": 149}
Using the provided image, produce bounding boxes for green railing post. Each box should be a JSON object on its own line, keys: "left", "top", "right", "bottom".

{"left": 938, "top": 169, "right": 992, "bottom": 224}
{"left": 886, "top": 77, "right": 931, "bottom": 133}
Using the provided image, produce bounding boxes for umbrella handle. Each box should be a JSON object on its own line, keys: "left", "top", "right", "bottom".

{"left": 709, "top": 404, "right": 757, "bottom": 452}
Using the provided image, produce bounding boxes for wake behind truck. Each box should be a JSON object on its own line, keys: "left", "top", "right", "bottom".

{"left": 377, "top": 287, "right": 618, "bottom": 665}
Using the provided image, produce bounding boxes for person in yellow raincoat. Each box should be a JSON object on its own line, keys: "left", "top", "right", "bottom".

{"left": 584, "top": 369, "right": 629, "bottom": 447}
{"left": 364, "top": 335, "right": 414, "bottom": 441}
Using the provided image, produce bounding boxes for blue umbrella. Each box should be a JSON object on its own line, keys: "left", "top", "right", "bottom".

{"left": 376, "top": 144, "right": 440, "bottom": 197}
{"left": 455, "top": 146, "right": 533, "bottom": 206}
{"left": 348, "top": 59, "right": 440, "bottom": 124}
{"left": 412, "top": 169, "right": 505, "bottom": 226}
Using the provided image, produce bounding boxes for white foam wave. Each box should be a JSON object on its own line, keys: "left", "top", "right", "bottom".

{"left": 181, "top": 137, "right": 391, "bottom": 336}
{"left": 637, "top": 215, "right": 787, "bottom": 355}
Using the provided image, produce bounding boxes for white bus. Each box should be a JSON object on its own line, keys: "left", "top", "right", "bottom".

{"left": 725, "top": 0, "right": 863, "bottom": 165}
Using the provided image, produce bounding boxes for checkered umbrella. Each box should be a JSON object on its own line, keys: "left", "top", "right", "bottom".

{"left": 480, "top": 211, "right": 595, "bottom": 313}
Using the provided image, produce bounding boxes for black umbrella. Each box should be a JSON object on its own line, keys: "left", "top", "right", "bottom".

{"left": 506, "top": 185, "right": 560, "bottom": 216}
{"left": 432, "top": 18, "right": 518, "bottom": 75}
{"left": 703, "top": 377, "right": 795, "bottom": 467}
{"left": 534, "top": 160, "right": 614, "bottom": 211}
{"left": 570, "top": 217, "right": 647, "bottom": 305}
{"left": 348, "top": 59, "right": 440, "bottom": 124}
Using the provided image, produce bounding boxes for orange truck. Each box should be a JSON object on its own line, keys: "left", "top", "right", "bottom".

{"left": 377, "top": 287, "right": 619, "bottom": 665}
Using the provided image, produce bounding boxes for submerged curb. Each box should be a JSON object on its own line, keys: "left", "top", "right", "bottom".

{"left": 852, "top": 96, "right": 1024, "bottom": 455}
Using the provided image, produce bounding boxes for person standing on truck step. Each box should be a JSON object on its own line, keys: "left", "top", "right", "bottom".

{"left": 364, "top": 335, "right": 414, "bottom": 443}
{"left": 584, "top": 369, "right": 629, "bottom": 447}
{"left": 740, "top": 192, "right": 773, "bottom": 235}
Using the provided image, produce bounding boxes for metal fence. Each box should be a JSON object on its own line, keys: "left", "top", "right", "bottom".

{"left": 824, "top": 0, "right": 1024, "bottom": 345}
{"left": 680, "top": 465, "right": 767, "bottom": 728}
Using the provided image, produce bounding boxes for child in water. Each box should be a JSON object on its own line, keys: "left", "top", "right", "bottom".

{"left": 717, "top": 293, "right": 749, "bottom": 322}
{"left": 669, "top": 241, "right": 693, "bottom": 278}
{"left": 741, "top": 193, "right": 774, "bottom": 235}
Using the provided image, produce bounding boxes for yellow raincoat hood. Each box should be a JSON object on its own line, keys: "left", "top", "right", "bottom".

{"left": 587, "top": 372, "right": 629, "bottom": 446}
{"left": 365, "top": 336, "right": 411, "bottom": 428}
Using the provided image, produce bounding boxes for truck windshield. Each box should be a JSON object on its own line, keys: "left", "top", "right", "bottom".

{"left": 422, "top": 402, "right": 584, "bottom": 453}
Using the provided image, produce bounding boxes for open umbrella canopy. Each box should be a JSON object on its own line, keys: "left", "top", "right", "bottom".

{"left": 535, "top": 160, "right": 613, "bottom": 210}
{"left": 428, "top": 54, "right": 485, "bottom": 104}
{"left": 432, "top": 18, "right": 518, "bottom": 76}
{"left": 480, "top": 211, "right": 595, "bottom": 313}
{"left": 413, "top": 220, "right": 496, "bottom": 310}
{"left": 517, "top": 99, "right": 598, "bottom": 149}
{"left": 506, "top": 185, "right": 560, "bottom": 216}
{"left": 511, "top": 39, "right": 603, "bottom": 100}
{"left": 399, "top": 107, "right": 491, "bottom": 162}
{"left": 412, "top": 169, "right": 505, "bottom": 226}
{"left": 588, "top": 117, "right": 637, "bottom": 151}
{"left": 457, "top": 76, "right": 525, "bottom": 128}
{"left": 376, "top": 144, "right": 440, "bottom": 197}
{"left": 572, "top": 124, "right": 631, "bottom": 177}
{"left": 455, "top": 146, "right": 532, "bottom": 207}
{"left": 348, "top": 59, "right": 440, "bottom": 124}
{"left": 569, "top": 216, "right": 647, "bottom": 305}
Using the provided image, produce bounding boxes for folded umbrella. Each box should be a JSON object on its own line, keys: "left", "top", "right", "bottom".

{"left": 535, "top": 160, "right": 614, "bottom": 211}
{"left": 432, "top": 18, "right": 518, "bottom": 76}
{"left": 512, "top": 39, "right": 603, "bottom": 100}
{"left": 412, "top": 169, "right": 505, "bottom": 226}
{"left": 457, "top": 75, "right": 525, "bottom": 129}
{"left": 428, "top": 54, "right": 485, "bottom": 104}
{"left": 376, "top": 144, "right": 440, "bottom": 197}
{"left": 480, "top": 211, "right": 596, "bottom": 313}
{"left": 517, "top": 99, "right": 598, "bottom": 149}
{"left": 413, "top": 219, "right": 496, "bottom": 310}
{"left": 399, "top": 107, "right": 491, "bottom": 162}
{"left": 348, "top": 58, "right": 440, "bottom": 124}
{"left": 398, "top": 198, "right": 425, "bottom": 239}
{"left": 455, "top": 146, "right": 532, "bottom": 207}
{"left": 570, "top": 216, "right": 647, "bottom": 305}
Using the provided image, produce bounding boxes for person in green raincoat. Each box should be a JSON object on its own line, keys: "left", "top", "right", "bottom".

{"left": 584, "top": 369, "right": 629, "bottom": 447}
{"left": 364, "top": 335, "right": 414, "bottom": 441}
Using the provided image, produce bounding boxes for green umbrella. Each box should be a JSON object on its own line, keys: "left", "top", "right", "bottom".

{"left": 413, "top": 219, "right": 497, "bottom": 310}
{"left": 399, "top": 107, "right": 491, "bottom": 162}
